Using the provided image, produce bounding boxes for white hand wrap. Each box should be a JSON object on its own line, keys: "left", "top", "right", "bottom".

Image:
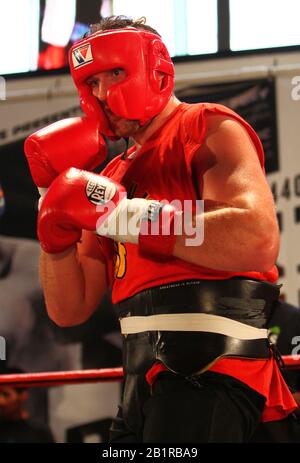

{"left": 96, "top": 197, "right": 153, "bottom": 244}
{"left": 96, "top": 196, "right": 177, "bottom": 258}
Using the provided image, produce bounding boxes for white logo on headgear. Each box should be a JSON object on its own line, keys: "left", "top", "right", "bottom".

{"left": 72, "top": 44, "right": 93, "bottom": 68}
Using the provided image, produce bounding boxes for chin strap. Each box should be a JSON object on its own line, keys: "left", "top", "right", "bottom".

{"left": 121, "top": 137, "right": 130, "bottom": 160}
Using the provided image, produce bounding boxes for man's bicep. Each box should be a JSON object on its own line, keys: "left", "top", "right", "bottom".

{"left": 195, "top": 117, "right": 274, "bottom": 210}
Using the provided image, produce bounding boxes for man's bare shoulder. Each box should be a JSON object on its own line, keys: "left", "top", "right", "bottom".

{"left": 204, "top": 112, "right": 247, "bottom": 137}
{"left": 199, "top": 112, "right": 260, "bottom": 167}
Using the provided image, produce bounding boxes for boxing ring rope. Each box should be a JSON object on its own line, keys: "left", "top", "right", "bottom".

{"left": 280, "top": 355, "right": 300, "bottom": 370}
{"left": 0, "top": 356, "right": 300, "bottom": 388}
{"left": 0, "top": 367, "right": 124, "bottom": 388}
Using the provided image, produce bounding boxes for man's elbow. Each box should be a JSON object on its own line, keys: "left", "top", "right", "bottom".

{"left": 49, "top": 314, "right": 83, "bottom": 328}
{"left": 46, "top": 302, "right": 96, "bottom": 328}
{"left": 252, "top": 229, "right": 280, "bottom": 273}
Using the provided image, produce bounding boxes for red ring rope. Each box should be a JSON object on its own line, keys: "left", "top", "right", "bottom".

{"left": 281, "top": 355, "right": 300, "bottom": 370}
{"left": 0, "top": 356, "right": 299, "bottom": 388}
{"left": 0, "top": 367, "right": 124, "bottom": 388}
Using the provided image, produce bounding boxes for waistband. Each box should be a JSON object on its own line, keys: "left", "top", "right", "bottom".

{"left": 117, "top": 278, "right": 281, "bottom": 329}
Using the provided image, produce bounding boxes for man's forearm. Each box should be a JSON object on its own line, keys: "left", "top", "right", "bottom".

{"left": 173, "top": 206, "right": 279, "bottom": 272}
{"left": 40, "top": 246, "right": 94, "bottom": 326}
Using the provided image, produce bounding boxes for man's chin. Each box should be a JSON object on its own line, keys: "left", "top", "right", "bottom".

{"left": 111, "top": 121, "right": 140, "bottom": 138}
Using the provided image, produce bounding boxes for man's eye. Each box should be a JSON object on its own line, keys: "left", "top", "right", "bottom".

{"left": 88, "top": 80, "right": 98, "bottom": 87}
{"left": 112, "top": 68, "right": 123, "bottom": 77}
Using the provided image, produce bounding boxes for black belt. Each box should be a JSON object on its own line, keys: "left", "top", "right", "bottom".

{"left": 116, "top": 278, "right": 281, "bottom": 376}
{"left": 117, "top": 278, "right": 280, "bottom": 327}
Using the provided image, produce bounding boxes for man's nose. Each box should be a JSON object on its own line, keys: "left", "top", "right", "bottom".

{"left": 93, "top": 81, "right": 108, "bottom": 102}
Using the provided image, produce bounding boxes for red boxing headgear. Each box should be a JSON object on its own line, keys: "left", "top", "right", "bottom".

{"left": 69, "top": 28, "right": 174, "bottom": 137}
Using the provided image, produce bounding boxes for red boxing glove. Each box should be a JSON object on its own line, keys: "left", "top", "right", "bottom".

{"left": 24, "top": 117, "right": 107, "bottom": 189}
{"left": 38, "top": 168, "right": 126, "bottom": 254}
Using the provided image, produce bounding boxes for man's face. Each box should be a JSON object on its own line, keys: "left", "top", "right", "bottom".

{"left": 0, "top": 386, "right": 25, "bottom": 421}
{"left": 86, "top": 69, "right": 141, "bottom": 137}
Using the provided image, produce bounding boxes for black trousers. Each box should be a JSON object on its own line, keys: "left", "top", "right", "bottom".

{"left": 109, "top": 371, "right": 266, "bottom": 443}
{"left": 250, "top": 415, "right": 300, "bottom": 443}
